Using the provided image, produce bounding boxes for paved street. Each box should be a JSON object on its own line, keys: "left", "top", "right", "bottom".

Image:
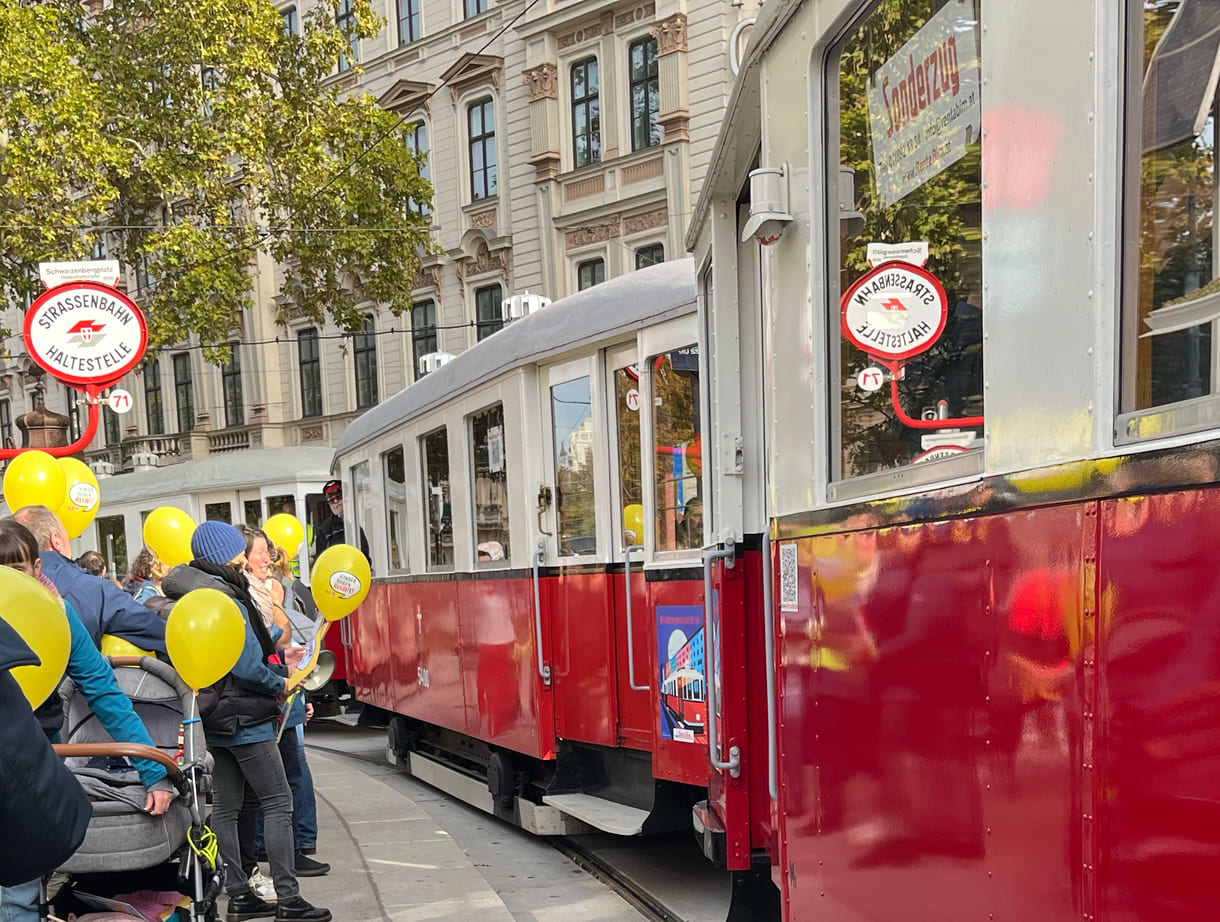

{"left": 290, "top": 723, "right": 648, "bottom": 922}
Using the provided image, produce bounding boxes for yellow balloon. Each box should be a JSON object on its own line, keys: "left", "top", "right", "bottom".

{"left": 165, "top": 587, "right": 246, "bottom": 691}
{"left": 310, "top": 544, "right": 371, "bottom": 622}
{"left": 56, "top": 457, "right": 101, "bottom": 539}
{"left": 263, "top": 514, "right": 305, "bottom": 556}
{"left": 101, "top": 634, "right": 153, "bottom": 660}
{"left": 144, "top": 507, "right": 197, "bottom": 568}
{"left": 3, "top": 450, "right": 67, "bottom": 514}
{"left": 0, "top": 568, "right": 70, "bottom": 707}
{"left": 623, "top": 504, "right": 644, "bottom": 546}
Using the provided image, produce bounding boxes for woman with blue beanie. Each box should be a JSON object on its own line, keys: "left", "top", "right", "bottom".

{"left": 188, "top": 520, "right": 330, "bottom": 922}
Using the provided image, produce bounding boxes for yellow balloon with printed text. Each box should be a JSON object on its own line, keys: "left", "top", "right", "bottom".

{"left": 0, "top": 568, "right": 71, "bottom": 708}
{"left": 144, "top": 507, "right": 196, "bottom": 568}
{"left": 56, "top": 457, "right": 101, "bottom": 539}
{"left": 311, "top": 544, "right": 370, "bottom": 622}
{"left": 165, "top": 588, "right": 245, "bottom": 691}
{"left": 3, "top": 450, "right": 67, "bottom": 514}
{"left": 263, "top": 514, "right": 305, "bottom": 556}
{"left": 623, "top": 504, "right": 644, "bottom": 546}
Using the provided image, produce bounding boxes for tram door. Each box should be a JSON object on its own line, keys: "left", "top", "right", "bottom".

{"left": 606, "top": 346, "right": 653, "bottom": 748}
{"left": 540, "top": 358, "right": 621, "bottom": 749}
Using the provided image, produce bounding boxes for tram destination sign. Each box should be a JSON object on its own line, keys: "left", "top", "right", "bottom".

{"left": 841, "top": 261, "right": 948, "bottom": 362}
{"left": 24, "top": 281, "right": 148, "bottom": 389}
{"left": 866, "top": 0, "right": 980, "bottom": 207}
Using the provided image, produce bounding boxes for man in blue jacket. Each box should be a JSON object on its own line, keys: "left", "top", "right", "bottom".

{"left": 14, "top": 505, "right": 167, "bottom": 654}
{"left": 0, "top": 618, "right": 92, "bottom": 886}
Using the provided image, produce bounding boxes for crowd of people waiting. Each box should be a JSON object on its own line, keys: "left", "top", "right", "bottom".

{"left": 0, "top": 507, "right": 330, "bottom": 922}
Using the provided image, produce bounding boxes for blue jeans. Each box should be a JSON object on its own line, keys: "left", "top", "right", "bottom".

{"left": 0, "top": 879, "right": 39, "bottom": 922}
{"left": 295, "top": 724, "right": 318, "bottom": 851}
{"left": 212, "top": 739, "right": 298, "bottom": 901}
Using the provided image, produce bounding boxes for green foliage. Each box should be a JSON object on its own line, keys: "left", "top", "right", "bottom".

{"left": 0, "top": 0, "right": 432, "bottom": 360}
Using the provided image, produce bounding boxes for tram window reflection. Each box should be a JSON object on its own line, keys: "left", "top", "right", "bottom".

{"left": 651, "top": 347, "right": 702, "bottom": 552}
{"left": 471, "top": 404, "right": 511, "bottom": 564}
{"left": 614, "top": 366, "right": 644, "bottom": 548}
{"left": 352, "top": 461, "right": 374, "bottom": 572}
{"left": 552, "top": 377, "right": 597, "bottom": 557}
{"left": 830, "top": 0, "right": 984, "bottom": 480}
{"left": 383, "top": 445, "right": 409, "bottom": 572}
{"left": 421, "top": 428, "right": 453, "bottom": 570}
{"left": 1126, "top": 1, "right": 1219, "bottom": 411}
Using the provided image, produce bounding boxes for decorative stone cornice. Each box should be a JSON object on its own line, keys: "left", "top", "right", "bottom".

{"left": 616, "top": 4, "right": 655, "bottom": 30}
{"left": 623, "top": 206, "right": 668, "bottom": 235}
{"left": 439, "top": 53, "right": 504, "bottom": 107}
{"left": 455, "top": 241, "right": 509, "bottom": 282}
{"left": 565, "top": 217, "right": 620, "bottom": 248}
{"left": 657, "top": 107, "right": 691, "bottom": 143}
{"left": 521, "top": 63, "right": 559, "bottom": 102}
{"left": 470, "top": 209, "right": 497, "bottom": 230}
{"left": 529, "top": 150, "right": 562, "bottom": 182}
{"left": 413, "top": 264, "right": 442, "bottom": 293}
{"left": 377, "top": 79, "right": 435, "bottom": 116}
{"left": 650, "top": 13, "right": 687, "bottom": 56}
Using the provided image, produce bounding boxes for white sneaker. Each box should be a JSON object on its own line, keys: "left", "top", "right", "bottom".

{"left": 249, "top": 870, "right": 277, "bottom": 903}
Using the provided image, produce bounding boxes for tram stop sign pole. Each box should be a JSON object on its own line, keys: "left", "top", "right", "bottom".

{"left": 4, "top": 277, "right": 149, "bottom": 459}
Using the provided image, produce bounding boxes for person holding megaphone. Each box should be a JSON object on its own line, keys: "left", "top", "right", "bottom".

{"left": 176, "top": 521, "right": 331, "bottom": 922}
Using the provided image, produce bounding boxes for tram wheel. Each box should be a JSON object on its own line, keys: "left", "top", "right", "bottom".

{"left": 487, "top": 750, "right": 517, "bottom": 810}
{"left": 387, "top": 716, "right": 413, "bottom": 758}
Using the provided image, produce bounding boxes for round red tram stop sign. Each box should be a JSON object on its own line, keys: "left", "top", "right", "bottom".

{"left": 23, "top": 281, "right": 148, "bottom": 389}
{"left": 840, "top": 260, "right": 949, "bottom": 363}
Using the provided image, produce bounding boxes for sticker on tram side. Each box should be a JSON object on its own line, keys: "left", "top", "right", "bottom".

{"left": 656, "top": 604, "right": 706, "bottom": 743}
{"left": 780, "top": 544, "right": 799, "bottom": 612}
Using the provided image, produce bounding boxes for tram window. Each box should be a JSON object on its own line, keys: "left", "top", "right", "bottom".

{"left": 266, "top": 494, "right": 296, "bottom": 517}
{"left": 1124, "top": 1, "right": 1220, "bottom": 411}
{"left": 351, "top": 461, "right": 374, "bottom": 570}
{"left": 650, "top": 346, "right": 702, "bottom": 552}
{"left": 829, "top": 0, "right": 984, "bottom": 480}
{"left": 614, "top": 366, "right": 644, "bottom": 547}
{"left": 422, "top": 427, "right": 454, "bottom": 569}
{"left": 204, "top": 502, "right": 232, "bottom": 523}
{"left": 95, "top": 515, "right": 128, "bottom": 577}
{"left": 382, "top": 445, "right": 409, "bottom": 572}
{"left": 552, "top": 377, "right": 597, "bottom": 556}
{"left": 244, "top": 500, "right": 262, "bottom": 527}
{"left": 471, "top": 404, "right": 510, "bottom": 563}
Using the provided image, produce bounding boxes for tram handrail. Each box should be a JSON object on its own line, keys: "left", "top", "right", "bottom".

{"left": 703, "top": 537, "right": 740, "bottom": 777}
{"left": 624, "top": 545, "right": 648, "bottom": 691}
{"left": 532, "top": 539, "right": 551, "bottom": 685}
{"left": 762, "top": 532, "right": 777, "bottom": 801}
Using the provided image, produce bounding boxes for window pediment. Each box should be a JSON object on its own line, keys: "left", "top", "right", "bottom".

{"left": 378, "top": 79, "right": 435, "bottom": 115}
{"left": 441, "top": 53, "right": 504, "bottom": 106}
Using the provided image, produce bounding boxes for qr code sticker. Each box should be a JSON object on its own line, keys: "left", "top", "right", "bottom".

{"left": 779, "top": 543, "right": 799, "bottom": 612}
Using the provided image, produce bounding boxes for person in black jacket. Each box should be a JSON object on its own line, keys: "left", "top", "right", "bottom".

{"left": 311, "top": 481, "right": 368, "bottom": 561}
{"left": 0, "top": 617, "right": 92, "bottom": 886}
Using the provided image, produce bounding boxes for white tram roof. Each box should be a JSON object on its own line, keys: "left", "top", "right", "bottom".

{"left": 95, "top": 446, "right": 336, "bottom": 504}
{"left": 335, "top": 258, "right": 697, "bottom": 461}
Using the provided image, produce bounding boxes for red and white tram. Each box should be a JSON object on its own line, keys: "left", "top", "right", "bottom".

{"left": 686, "top": 0, "right": 1220, "bottom": 919}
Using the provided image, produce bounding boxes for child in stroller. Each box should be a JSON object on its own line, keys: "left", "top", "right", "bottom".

{"left": 47, "top": 654, "right": 222, "bottom": 922}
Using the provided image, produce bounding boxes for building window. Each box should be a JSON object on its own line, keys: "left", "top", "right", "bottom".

{"left": 144, "top": 360, "right": 165, "bottom": 436}
{"left": 0, "top": 399, "right": 11, "bottom": 449}
{"left": 222, "top": 343, "right": 244, "bottom": 428}
{"left": 471, "top": 404, "right": 510, "bottom": 562}
{"left": 412, "top": 300, "right": 438, "bottom": 377}
{"left": 354, "top": 315, "right": 378, "bottom": 409}
{"left": 475, "top": 284, "right": 503, "bottom": 341}
{"left": 464, "top": 0, "right": 487, "bottom": 19}
{"left": 422, "top": 428, "right": 453, "bottom": 569}
{"left": 468, "top": 98, "right": 497, "bottom": 201}
{"left": 830, "top": 0, "right": 982, "bottom": 480}
{"left": 578, "top": 258, "right": 605, "bottom": 290}
{"left": 1124, "top": 0, "right": 1219, "bottom": 411}
{"left": 404, "top": 121, "right": 430, "bottom": 215}
{"left": 104, "top": 402, "right": 122, "bottom": 445}
{"left": 281, "top": 6, "right": 298, "bottom": 35}
{"left": 336, "top": 0, "right": 357, "bottom": 71}
{"left": 297, "top": 328, "right": 322, "bottom": 418}
{"left": 635, "top": 243, "right": 664, "bottom": 269}
{"left": 629, "top": 37, "right": 660, "bottom": 151}
{"left": 173, "top": 352, "right": 194, "bottom": 434}
{"left": 397, "top": 0, "right": 420, "bottom": 44}
{"left": 571, "top": 57, "right": 601, "bottom": 168}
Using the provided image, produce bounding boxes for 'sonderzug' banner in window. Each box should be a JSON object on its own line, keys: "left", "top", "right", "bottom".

{"left": 866, "top": 0, "right": 981, "bottom": 208}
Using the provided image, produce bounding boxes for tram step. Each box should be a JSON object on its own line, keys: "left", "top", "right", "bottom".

{"left": 542, "top": 794, "right": 650, "bottom": 836}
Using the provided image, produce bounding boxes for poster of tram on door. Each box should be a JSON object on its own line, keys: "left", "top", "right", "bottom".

{"left": 656, "top": 604, "right": 707, "bottom": 743}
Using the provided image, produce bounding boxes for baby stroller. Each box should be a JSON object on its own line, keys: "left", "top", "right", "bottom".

{"left": 47, "top": 655, "right": 223, "bottom": 922}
